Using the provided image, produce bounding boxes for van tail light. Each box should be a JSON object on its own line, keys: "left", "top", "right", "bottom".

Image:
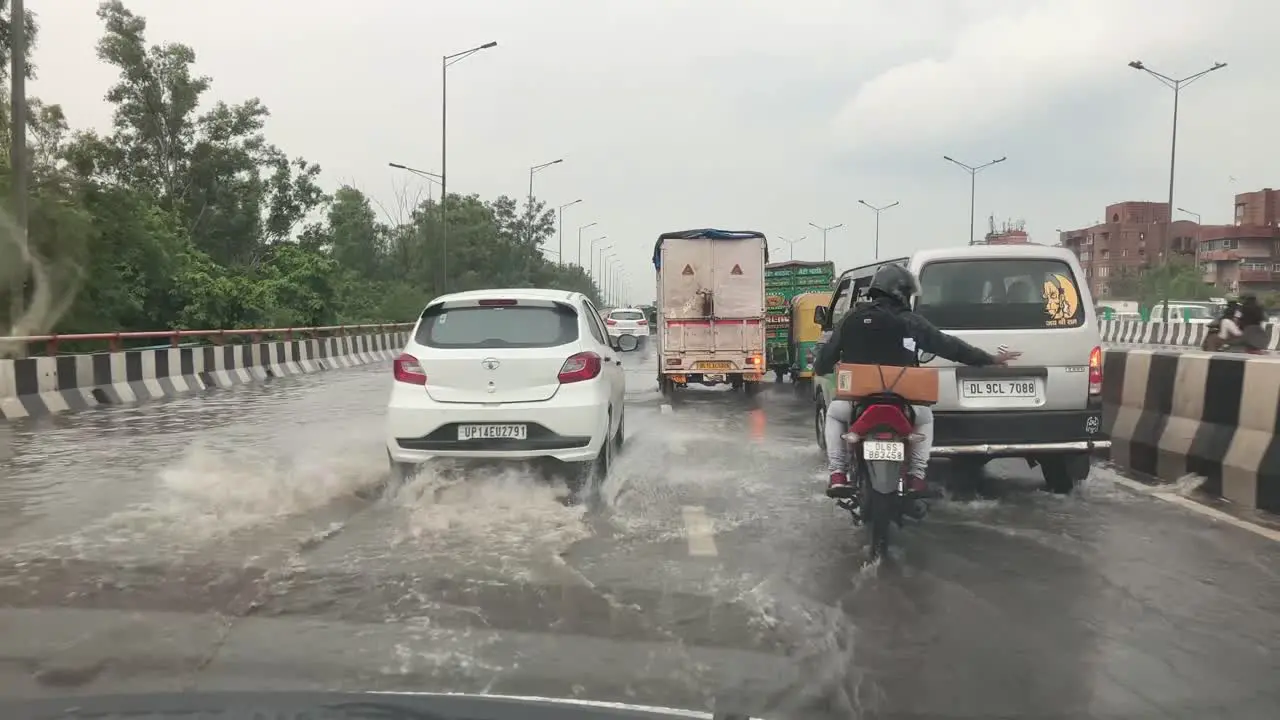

{"left": 393, "top": 353, "right": 427, "bottom": 385}
{"left": 606, "top": 318, "right": 617, "bottom": 326}
{"left": 558, "top": 352, "right": 603, "bottom": 384}
{"left": 1088, "top": 346, "right": 1103, "bottom": 395}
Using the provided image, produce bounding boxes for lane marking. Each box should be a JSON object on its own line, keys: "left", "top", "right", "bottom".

{"left": 1108, "top": 475, "right": 1280, "bottom": 544}
{"left": 681, "top": 505, "right": 719, "bottom": 557}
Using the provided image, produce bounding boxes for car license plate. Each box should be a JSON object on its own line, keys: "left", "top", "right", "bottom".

{"left": 863, "top": 440, "right": 905, "bottom": 462}
{"left": 697, "top": 361, "right": 733, "bottom": 370}
{"left": 458, "top": 424, "right": 528, "bottom": 440}
{"left": 960, "top": 380, "right": 1037, "bottom": 398}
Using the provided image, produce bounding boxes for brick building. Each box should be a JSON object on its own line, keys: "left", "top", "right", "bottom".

{"left": 1060, "top": 191, "right": 1280, "bottom": 298}
{"left": 1058, "top": 201, "right": 1202, "bottom": 298}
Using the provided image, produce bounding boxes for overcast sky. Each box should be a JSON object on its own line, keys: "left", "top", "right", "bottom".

{"left": 30, "top": 0, "right": 1279, "bottom": 302}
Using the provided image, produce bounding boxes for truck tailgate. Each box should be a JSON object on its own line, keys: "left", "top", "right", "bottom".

{"left": 661, "top": 237, "right": 765, "bottom": 354}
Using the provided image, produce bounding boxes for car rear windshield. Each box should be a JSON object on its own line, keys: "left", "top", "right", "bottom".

{"left": 611, "top": 310, "right": 644, "bottom": 320}
{"left": 916, "top": 258, "right": 1087, "bottom": 330}
{"left": 415, "top": 303, "right": 579, "bottom": 348}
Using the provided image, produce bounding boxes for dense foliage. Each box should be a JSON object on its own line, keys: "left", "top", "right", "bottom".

{"left": 0, "top": 1, "right": 600, "bottom": 340}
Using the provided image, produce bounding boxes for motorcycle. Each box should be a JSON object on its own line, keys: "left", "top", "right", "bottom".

{"left": 837, "top": 392, "right": 928, "bottom": 561}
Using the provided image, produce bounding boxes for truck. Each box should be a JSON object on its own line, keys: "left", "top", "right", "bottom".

{"left": 652, "top": 229, "right": 769, "bottom": 396}
{"left": 764, "top": 260, "right": 835, "bottom": 382}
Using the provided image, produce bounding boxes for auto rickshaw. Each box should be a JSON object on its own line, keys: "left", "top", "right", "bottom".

{"left": 788, "top": 291, "right": 830, "bottom": 386}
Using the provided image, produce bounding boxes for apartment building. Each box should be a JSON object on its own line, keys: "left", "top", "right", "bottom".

{"left": 1199, "top": 188, "right": 1280, "bottom": 295}
{"left": 1058, "top": 201, "right": 1202, "bottom": 298}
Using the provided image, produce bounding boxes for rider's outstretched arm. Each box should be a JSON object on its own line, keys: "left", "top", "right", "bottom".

{"left": 814, "top": 320, "right": 844, "bottom": 377}
{"left": 902, "top": 313, "right": 998, "bottom": 366}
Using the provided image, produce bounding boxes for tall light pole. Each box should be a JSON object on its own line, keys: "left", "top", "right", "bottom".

{"left": 1129, "top": 59, "right": 1227, "bottom": 323}
{"left": 807, "top": 222, "right": 844, "bottom": 262}
{"left": 1177, "top": 207, "right": 1201, "bottom": 224}
{"left": 577, "top": 222, "right": 598, "bottom": 268}
{"left": 556, "top": 198, "right": 582, "bottom": 266}
{"left": 589, "top": 236, "right": 608, "bottom": 277}
{"left": 943, "top": 155, "right": 1006, "bottom": 246}
{"left": 441, "top": 40, "right": 498, "bottom": 293}
{"left": 8, "top": 0, "right": 28, "bottom": 348}
{"left": 777, "top": 235, "right": 805, "bottom": 260}
{"left": 527, "top": 158, "right": 564, "bottom": 246}
{"left": 601, "top": 253, "right": 616, "bottom": 305}
{"left": 857, "top": 200, "right": 900, "bottom": 260}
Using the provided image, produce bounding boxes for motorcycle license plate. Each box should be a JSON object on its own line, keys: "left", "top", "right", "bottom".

{"left": 863, "top": 440, "right": 905, "bottom": 462}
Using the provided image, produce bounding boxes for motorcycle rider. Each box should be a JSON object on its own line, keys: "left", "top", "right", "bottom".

{"left": 814, "top": 264, "right": 1021, "bottom": 513}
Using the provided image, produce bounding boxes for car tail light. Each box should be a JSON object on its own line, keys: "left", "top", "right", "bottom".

{"left": 393, "top": 353, "right": 427, "bottom": 385}
{"left": 1088, "top": 346, "right": 1103, "bottom": 395}
{"left": 558, "top": 352, "right": 602, "bottom": 383}
{"left": 637, "top": 318, "right": 647, "bottom": 325}
{"left": 606, "top": 318, "right": 617, "bottom": 326}
{"left": 478, "top": 299, "right": 518, "bottom": 306}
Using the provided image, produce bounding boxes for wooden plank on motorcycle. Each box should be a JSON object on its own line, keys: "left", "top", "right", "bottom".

{"left": 835, "top": 363, "right": 939, "bottom": 404}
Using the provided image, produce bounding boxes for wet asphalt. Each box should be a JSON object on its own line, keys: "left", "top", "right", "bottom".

{"left": 0, "top": 347, "right": 1278, "bottom": 719}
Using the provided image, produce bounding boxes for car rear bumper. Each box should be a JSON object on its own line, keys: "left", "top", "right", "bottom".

{"left": 386, "top": 400, "right": 607, "bottom": 465}
{"left": 931, "top": 408, "right": 1109, "bottom": 457}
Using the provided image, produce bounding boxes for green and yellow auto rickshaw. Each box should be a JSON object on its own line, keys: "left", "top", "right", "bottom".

{"left": 788, "top": 291, "right": 831, "bottom": 385}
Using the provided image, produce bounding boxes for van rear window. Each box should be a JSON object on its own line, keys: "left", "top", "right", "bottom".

{"left": 916, "top": 259, "right": 1086, "bottom": 330}
{"left": 416, "top": 304, "right": 579, "bottom": 348}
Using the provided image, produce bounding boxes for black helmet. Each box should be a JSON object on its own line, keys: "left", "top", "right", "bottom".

{"left": 868, "top": 264, "right": 919, "bottom": 306}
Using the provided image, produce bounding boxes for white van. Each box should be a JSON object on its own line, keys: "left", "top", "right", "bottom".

{"left": 812, "top": 245, "right": 1110, "bottom": 493}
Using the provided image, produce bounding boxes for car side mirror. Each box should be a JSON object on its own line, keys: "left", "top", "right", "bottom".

{"left": 616, "top": 334, "right": 640, "bottom": 352}
{"left": 812, "top": 306, "right": 828, "bottom": 327}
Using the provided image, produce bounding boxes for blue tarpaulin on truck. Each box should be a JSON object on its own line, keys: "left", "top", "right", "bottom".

{"left": 652, "top": 229, "right": 769, "bottom": 270}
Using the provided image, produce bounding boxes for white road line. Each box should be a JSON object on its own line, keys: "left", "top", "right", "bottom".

{"left": 681, "top": 505, "right": 719, "bottom": 557}
{"left": 1108, "top": 475, "right": 1280, "bottom": 544}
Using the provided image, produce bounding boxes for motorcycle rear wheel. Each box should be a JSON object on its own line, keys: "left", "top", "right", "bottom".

{"left": 859, "top": 473, "right": 894, "bottom": 561}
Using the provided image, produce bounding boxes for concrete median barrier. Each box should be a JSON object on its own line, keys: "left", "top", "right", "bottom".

{"left": 1100, "top": 319, "right": 1280, "bottom": 350}
{"left": 1102, "top": 347, "right": 1280, "bottom": 513}
{"left": 0, "top": 330, "right": 408, "bottom": 421}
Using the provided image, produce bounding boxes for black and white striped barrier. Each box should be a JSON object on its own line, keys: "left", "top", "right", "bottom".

{"left": 1102, "top": 347, "right": 1280, "bottom": 513}
{"left": 0, "top": 332, "right": 408, "bottom": 421}
{"left": 1101, "top": 320, "right": 1280, "bottom": 350}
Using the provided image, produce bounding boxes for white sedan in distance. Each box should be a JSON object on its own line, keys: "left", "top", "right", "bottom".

{"left": 605, "top": 307, "right": 649, "bottom": 341}
{"left": 386, "top": 288, "right": 640, "bottom": 500}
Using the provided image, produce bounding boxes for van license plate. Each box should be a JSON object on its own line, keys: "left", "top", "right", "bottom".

{"left": 863, "top": 441, "right": 905, "bottom": 462}
{"left": 458, "top": 424, "right": 528, "bottom": 440}
{"left": 960, "top": 380, "right": 1037, "bottom": 398}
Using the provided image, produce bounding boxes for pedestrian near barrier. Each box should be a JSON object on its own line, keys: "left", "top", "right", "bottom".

{"left": 1102, "top": 347, "right": 1280, "bottom": 513}
{"left": 0, "top": 327, "right": 409, "bottom": 421}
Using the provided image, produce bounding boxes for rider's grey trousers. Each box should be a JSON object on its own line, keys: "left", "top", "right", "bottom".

{"left": 825, "top": 399, "right": 933, "bottom": 478}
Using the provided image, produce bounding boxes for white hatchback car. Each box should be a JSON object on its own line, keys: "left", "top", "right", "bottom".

{"left": 386, "top": 288, "right": 639, "bottom": 496}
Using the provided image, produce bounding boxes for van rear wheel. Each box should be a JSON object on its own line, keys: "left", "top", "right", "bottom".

{"left": 1041, "top": 454, "right": 1090, "bottom": 494}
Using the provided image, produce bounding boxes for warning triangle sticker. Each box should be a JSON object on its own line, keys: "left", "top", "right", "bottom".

{"left": 730, "top": 264, "right": 743, "bottom": 275}
{"left": 681, "top": 264, "right": 695, "bottom": 275}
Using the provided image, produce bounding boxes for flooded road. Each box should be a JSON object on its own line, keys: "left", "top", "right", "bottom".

{"left": 1, "top": 351, "right": 1278, "bottom": 718}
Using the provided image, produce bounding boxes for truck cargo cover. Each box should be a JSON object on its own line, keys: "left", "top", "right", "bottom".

{"left": 653, "top": 229, "right": 769, "bottom": 270}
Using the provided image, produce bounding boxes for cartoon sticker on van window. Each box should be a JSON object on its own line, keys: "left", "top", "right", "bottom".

{"left": 1042, "top": 274, "right": 1081, "bottom": 327}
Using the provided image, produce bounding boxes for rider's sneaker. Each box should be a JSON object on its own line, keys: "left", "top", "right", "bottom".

{"left": 903, "top": 474, "right": 931, "bottom": 520}
{"left": 826, "top": 472, "right": 854, "bottom": 499}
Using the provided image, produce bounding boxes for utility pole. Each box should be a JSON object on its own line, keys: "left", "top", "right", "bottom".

{"left": 8, "top": 0, "right": 28, "bottom": 349}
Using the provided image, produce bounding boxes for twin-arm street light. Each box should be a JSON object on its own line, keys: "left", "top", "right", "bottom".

{"left": 1128, "top": 59, "right": 1227, "bottom": 322}
{"left": 777, "top": 235, "right": 805, "bottom": 260}
{"left": 440, "top": 40, "right": 498, "bottom": 292}
{"left": 857, "top": 200, "right": 900, "bottom": 260}
{"left": 557, "top": 199, "right": 582, "bottom": 266}
{"left": 943, "top": 155, "right": 1006, "bottom": 246}
{"left": 807, "top": 222, "right": 843, "bottom": 261}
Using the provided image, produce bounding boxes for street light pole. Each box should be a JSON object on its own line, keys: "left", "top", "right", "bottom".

{"left": 602, "top": 254, "right": 615, "bottom": 304}
{"left": 556, "top": 198, "right": 582, "bottom": 266}
{"left": 857, "top": 200, "right": 900, "bottom": 260}
{"left": 589, "top": 236, "right": 608, "bottom": 278}
{"left": 777, "top": 235, "right": 805, "bottom": 260}
{"left": 441, "top": 40, "right": 498, "bottom": 294}
{"left": 1129, "top": 59, "right": 1227, "bottom": 323}
{"left": 807, "top": 222, "right": 844, "bottom": 262}
{"left": 1177, "top": 207, "right": 1201, "bottom": 224}
{"left": 943, "top": 155, "right": 1006, "bottom": 246}
{"left": 527, "top": 158, "right": 564, "bottom": 248}
{"left": 577, "top": 222, "right": 598, "bottom": 268}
